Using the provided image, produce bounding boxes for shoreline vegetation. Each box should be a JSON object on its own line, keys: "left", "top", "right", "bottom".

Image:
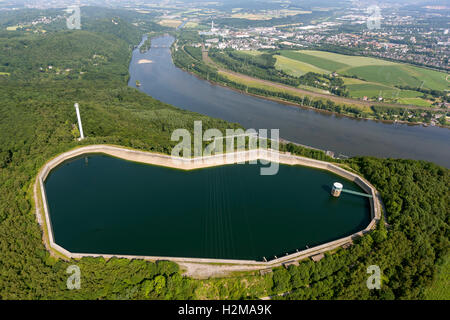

{"left": 170, "top": 37, "right": 449, "bottom": 128}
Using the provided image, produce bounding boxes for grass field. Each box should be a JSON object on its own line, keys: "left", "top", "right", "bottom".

{"left": 397, "top": 98, "right": 433, "bottom": 107}
{"left": 343, "top": 65, "right": 434, "bottom": 88}
{"left": 346, "top": 84, "right": 423, "bottom": 98}
{"left": 231, "top": 13, "right": 271, "bottom": 20}
{"left": 220, "top": 70, "right": 306, "bottom": 97}
{"left": 241, "top": 50, "right": 263, "bottom": 56}
{"left": 280, "top": 50, "right": 349, "bottom": 72}
{"left": 424, "top": 254, "right": 450, "bottom": 300}
{"left": 218, "top": 70, "right": 372, "bottom": 113}
{"left": 278, "top": 50, "right": 449, "bottom": 106}
{"left": 343, "top": 78, "right": 425, "bottom": 98}
{"left": 6, "top": 25, "right": 31, "bottom": 31}
{"left": 295, "top": 50, "right": 395, "bottom": 67}
{"left": 298, "top": 84, "right": 330, "bottom": 94}
{"left": 230, "top": 9, "right": 311, "bottom": 20}
{"left": 158, "top": 19, "right": 183, "bottom": 28}
{"left": 184, "top": 21, "right": 199, "bottom": 29}
{"left": 345, "top": 83, "right": 398, "bottom": 98}
{"left": 221, "top": 68, "right": 330, "bottom": 95}
{"left": 274, "top": 55, "right": 329, "bottom": 77}
{"left": 281, "top": 50, "right": 448, "bottom": 90}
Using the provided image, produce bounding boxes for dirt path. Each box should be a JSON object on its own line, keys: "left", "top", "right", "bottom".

{"left": 203, "top": 51, "right": 442, "bottom": 111}
{"left": 178, "top": 262, "right": 266, "bottom": 279}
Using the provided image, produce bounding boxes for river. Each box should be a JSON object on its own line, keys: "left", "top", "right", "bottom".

{"left": 128, "top": 35, "right": 450, "bottom": 167}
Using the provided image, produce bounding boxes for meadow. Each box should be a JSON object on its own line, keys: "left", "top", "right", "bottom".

{"left": 218, "top": 70, "right": 372, "bottom": 112}
{"left": 277, "top": 50, "right": 449, "bottom": 106}
{"left": 219, "top": 70, "right": 306, "bottom": 96}
{"left": 158, "top": 19, "right": 183, "bottom": 28}
{"left": 274, "top": 55, "right": 329, "bottom": 77}
{"left": 0, "top": 10, "right": 448, "bottom": 300}
{"left": 184, "top": 21, "right": 199, "bottom": 29}
{"left": 230, "top": 9, "right": 312, "bottom": 20}
{"left": 343, "top": 78, "right": 425, "bottom": 100}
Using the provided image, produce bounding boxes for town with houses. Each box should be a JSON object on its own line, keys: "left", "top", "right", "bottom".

{"left": 2, "top": 1, "right": 448, "bottom": 72}
{"left": 196, "top": 12, "right": 449, "bottom": 72}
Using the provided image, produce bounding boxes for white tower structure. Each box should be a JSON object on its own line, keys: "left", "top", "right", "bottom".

{"left": 74, "top": 103, "right": 85, "bottom": 140}
{"left": 331, "top": 182, "right": 343, "bottom": 197}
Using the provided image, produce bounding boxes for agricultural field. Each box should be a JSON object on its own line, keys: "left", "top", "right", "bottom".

{"left": 230, "top": 13, "right": 271, "bottom": 20}
{"left": 230, "top": 9, "right": 312, "bottom": 20}
{"left": 158, "top": 19, "right": 183, "bottom": 28}
{"left": 343, "top": 78, "right": 424, "bottom": 99}
{"left": 242, "top": 50, "right": 263, "bottom": 56}
{"left": 6, "top": 25, "right": 30, "bottom": 31}
{"left": 279, "top": 50, "right": 449, "bottom": 106}
{"left": 218, "top": 70, "right": 371, "bottom": 112}
{"left": 184, "top": 21, "right": 199, "bottom": 29}
{"left": 397, "top": 98, "right": 433, "bottom": 107}
{"left": 280, "top": 51, "right": 349, "bottom": 72}
{"left": 274, "top": 55, "right": 330, "bottom": 77}
{"left": 219, "top": 70, "right": 304, "bottom": 96}
{"left": 218, "top": 53, "right": 330, "bottom": 95}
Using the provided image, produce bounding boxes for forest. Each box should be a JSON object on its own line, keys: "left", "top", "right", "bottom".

{"left": 0, "top": 9, "right": 448, "bottom": 300}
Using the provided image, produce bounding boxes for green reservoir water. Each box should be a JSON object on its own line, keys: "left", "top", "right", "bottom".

{"left": 44, "top": 154, "right": 371, "bottom": 261}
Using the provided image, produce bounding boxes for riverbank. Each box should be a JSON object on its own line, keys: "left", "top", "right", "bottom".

{"left": 173, "top": 42, "right": 448, "bottom": 128}
{"left": 215, "top": 68, "right": 449, "bottom": 129}
{"left": 35, "top": 144, "right": 381, "bottom": 274}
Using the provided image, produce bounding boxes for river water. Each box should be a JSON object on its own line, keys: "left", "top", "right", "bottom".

{"left": 128, "top": 35, "right": 450, "bottom": 167}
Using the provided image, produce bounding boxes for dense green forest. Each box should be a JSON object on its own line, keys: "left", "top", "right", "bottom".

{"left": 0, "top": 9, "right": 448, "bottom": 300}
{"left": 172, "top": 29, "right": 449, "bottom": 125}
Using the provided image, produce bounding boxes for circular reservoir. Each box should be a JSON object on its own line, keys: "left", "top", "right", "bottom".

{"left": 44, "top": 154, "right": 371, "bottom": 261}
